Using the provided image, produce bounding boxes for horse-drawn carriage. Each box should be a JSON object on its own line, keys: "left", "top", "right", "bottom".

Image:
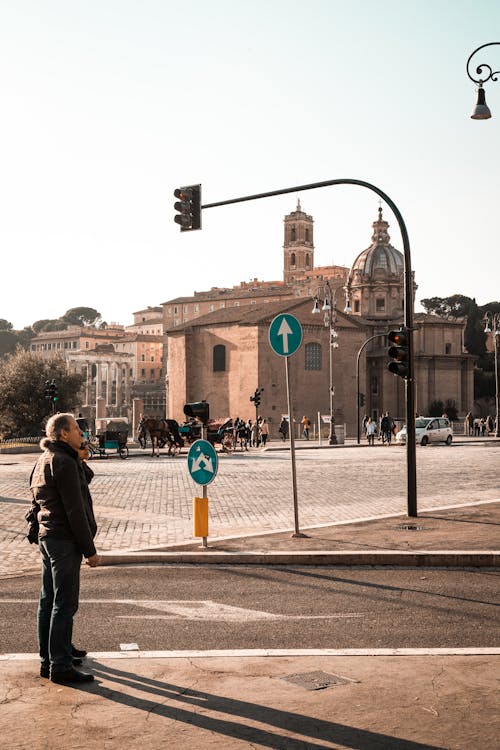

{"left": 142, "top": 417, "right": 185, "bottom": 456}
{"left": 181, "top": 417, "right": 249, "bottom": 452}
{"left": 88, "top": 418, "right": 129, "bottom": 459}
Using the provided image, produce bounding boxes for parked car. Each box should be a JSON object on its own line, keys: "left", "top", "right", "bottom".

{"left": 396, "top": 417, "right": 453, "bottom": 446}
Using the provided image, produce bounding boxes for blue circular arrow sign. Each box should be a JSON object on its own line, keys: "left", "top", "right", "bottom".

{"left": 187, "top": 439, "right": 218, "bottom": 485}
{"left": 269, "top": 313, "right": 303, "bottom": 357}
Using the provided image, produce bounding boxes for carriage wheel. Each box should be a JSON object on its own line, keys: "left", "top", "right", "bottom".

{"left": 119, "top": 446, "right": 129, "bottom": 459}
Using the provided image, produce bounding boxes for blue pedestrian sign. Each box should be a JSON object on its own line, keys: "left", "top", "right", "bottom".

{"left": 269, "top": 313, "right": 303, "bottom": 357}
{"left": 187, "top": 439, "right": 218, "bottom": 486}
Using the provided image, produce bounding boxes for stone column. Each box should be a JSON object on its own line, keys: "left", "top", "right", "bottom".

{"left": 85, "top": 362, "right": 92, "bottom": 406}
{"left": 124, "top": 365, "right": 131, "bottom": 410}
{"left": 96, "top": 396, "right": 106, "bottom": 420}
{"left": 116, "top": 361, "right": 122, "bottom": 408}
{"left": 95, "top": 362, "right": 102, "bottom": 401}
{"left": 106, "top": 362, "right": 112, "bottom": 406}
{"left": 133, "top": 398, "right": 144, "bottom": 436}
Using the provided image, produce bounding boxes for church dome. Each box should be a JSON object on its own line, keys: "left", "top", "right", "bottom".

{"left": 347, "top": 206, "right": 403, "bottom": 285}
{"left": 345, "top": 206, "right": 407, "bottom": 319}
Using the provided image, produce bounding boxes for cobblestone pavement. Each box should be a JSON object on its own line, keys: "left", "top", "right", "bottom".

{"left": 1, "top": 441, "right": 499, "bottom": 578}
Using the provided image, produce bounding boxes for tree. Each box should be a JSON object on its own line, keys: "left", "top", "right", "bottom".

{"left": 0, "top": 349, "right": 84, "bottom": 438}
{"left": 62, "top": 307, "right": 101, "bottom": 327}
{"left": 0, "top": 319, "right": 13, "bottom": 331}
{"left": 420, "top": 294, "right": 487, "bottom": 358}
{"left": 0, "top": 330, "right": 18, "bottom": 358}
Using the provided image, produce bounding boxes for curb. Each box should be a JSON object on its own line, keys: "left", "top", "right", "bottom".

{"left": 100, "top": 550, "right": 500, "bottom": 567}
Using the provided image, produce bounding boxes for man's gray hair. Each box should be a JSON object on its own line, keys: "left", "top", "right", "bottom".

{"left": 44, "top": 412, "right": 74, "bottom": 442}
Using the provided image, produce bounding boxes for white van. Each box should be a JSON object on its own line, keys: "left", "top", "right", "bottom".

{"left": 396, "top": 417, "right": 453, "bottom": 446}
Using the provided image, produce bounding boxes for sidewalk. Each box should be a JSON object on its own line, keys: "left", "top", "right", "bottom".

{"left": 1, "top": 651, "right": 498, "bottom": 749}
{"left": 104, "top": 500, "right": 500, "bottom": 568}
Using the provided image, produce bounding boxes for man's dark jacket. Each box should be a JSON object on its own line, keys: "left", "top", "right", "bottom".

{"left": 30, "top": 439, "right": 97, "bottom": 558}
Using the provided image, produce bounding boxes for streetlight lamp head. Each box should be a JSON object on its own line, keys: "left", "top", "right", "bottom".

{"left": 344, "top": 297, "right": 352, "bottom": 314}
{"left": 322, "top": 300, "right": 331, "bottom": 312}
{"left": 484, "top": 323, "right": 492, "bottom": 333}
{"left": 312, "top": 299, "right": 321, "bottom": 314}
{"left": 471, "top": 85, "right": 492, "bottom": 119}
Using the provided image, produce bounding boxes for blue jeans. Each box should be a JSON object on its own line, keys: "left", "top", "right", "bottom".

{"left": 38, "top": 537, "right": 82, "bottom": 672}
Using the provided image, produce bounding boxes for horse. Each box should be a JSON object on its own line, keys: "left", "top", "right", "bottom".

{"left": 144, "top": 418, "right": 184, "bottom": 457}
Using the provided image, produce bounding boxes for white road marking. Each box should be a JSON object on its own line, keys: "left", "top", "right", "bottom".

{"left": 0, "top": 598, "right": 363, "bottom": 621}
{"left": 2, "top": 647, "right": 499, "bottom": 661}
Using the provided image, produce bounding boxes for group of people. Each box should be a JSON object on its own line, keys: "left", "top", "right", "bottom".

{"left": 465, "top": 412, "right": 495, "bottom": 436}
{"left": 226, "top": 416, "right": 270, "bottom": 449}
{"left": 363, "top": 412, "right": 396, "bottom": 446}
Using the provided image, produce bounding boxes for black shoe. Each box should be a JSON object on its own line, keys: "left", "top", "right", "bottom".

{"left": 51, "top": 668, "right": 94, "bottom": 684}
{"left": 71, "top": 645, "right": 87, "bottom": 658}
{"left": 41, "top": 658, "right": 81, "bottom": 678}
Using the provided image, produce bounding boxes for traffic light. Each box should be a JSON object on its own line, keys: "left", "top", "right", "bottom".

{"left": 250, "top": 388, "right": 263, "bottom": 409}
{"left": 359, "top": 393, "right": 365, "bottom": 407}
{"left": 45, "top": 379, "right": 58, "bottom": 402}
{"left": 184, "top": 400, "right": 210, "bottom": 426}
{"left": 174, "top": 184, "right": 201, "bottom": 232}
{"left": 388, "top": 328, "right": 409, "bottom": 378}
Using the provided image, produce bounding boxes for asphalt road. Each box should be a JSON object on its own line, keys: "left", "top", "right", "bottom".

{"left": 2, "top": 565, "right": 499, "bottom": 654}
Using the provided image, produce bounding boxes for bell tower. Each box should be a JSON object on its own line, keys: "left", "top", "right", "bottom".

{"left": 283, "top": 199, "right": 314, "bottom": 284}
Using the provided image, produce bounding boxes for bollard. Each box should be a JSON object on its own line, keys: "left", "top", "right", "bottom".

{"left": 193, "top": 496, "right": 208, "bottom": 539}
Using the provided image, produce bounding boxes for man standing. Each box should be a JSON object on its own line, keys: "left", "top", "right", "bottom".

{"left": 30, "top": 413, "right": 100, "bottom": 684}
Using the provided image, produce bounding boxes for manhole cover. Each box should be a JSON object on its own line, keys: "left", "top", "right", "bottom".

{"left": 395, "top": 524, "right": 426, "bottom": 531}
{"left": 281, "top": 670, "right": 358, "bottom": 691}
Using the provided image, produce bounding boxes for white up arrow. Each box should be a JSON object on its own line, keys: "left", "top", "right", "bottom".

{"left": 277, "top": 317, "right": 293, "bottom": 354}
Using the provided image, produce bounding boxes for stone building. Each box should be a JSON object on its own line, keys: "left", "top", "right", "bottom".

{"left": 30, "top": 319, "right": 164, "bottom": 426}
{"left": 164, "top": 202, "right": 474, "bottom": 437}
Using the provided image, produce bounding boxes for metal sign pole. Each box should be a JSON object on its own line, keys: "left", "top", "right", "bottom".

{"left": 285, "top": 355, "right": 305, "bottom": 538}
{"left": 201, "top": 423, "right": 208, "bottom": 547}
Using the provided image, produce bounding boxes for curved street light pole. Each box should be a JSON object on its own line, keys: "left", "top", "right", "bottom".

{"left": 200, "top": 177, "right": 417, "bottom": 516}
{"left": 484, "top": 312, "right": 500, "bottom": 437}
{"left": 356, "top": 334, "right": 385, "bottom": 445}
{"left": 312, "top": 280, "right": 338, "bottom": 445}
{"left": 467, "top": 42, "right": 500, "bottom": 119}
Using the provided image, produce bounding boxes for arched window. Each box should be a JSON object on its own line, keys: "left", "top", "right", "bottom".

{"left": 305, "top": 342, "right": 322, "bottom": 371}
{"left": 305, "top": 253, "right": 310, "bottom": 268}
{"left": 290, "top": 252, "right": 296, "bottom": 267}
{"left": 305, "top": 228, "right": 310, "bottom": 242}
{"left": 213, "top": 344, "right": 226, "bottom": 372}
{"left": 291, "top": 226, "right": 296, "bottom": 241}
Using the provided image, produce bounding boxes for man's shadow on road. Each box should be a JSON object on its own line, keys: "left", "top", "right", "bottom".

{"left": 73, "top": 661, "right": 443, "bottom": 750}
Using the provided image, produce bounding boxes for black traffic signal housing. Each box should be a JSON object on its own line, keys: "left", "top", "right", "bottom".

{"left": 174, "top": 184, "right": 201, "bottom": 232}
{"left": 184, "top": 400, "right": 209, "bottom": 426}
{"left": 388, "top": 328, "right": 409, "bottom": 378}
{"left": 359, "top": 392, "right": 365, "bottom": 407}
{"left": 45, "top": 379, "right": 59, "bottom": 403}
{"left": 250, "top": 387, "right": 263, "bottom": 409}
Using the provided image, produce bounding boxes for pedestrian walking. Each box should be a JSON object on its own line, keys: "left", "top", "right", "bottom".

{"left": 279, "top": 417, "right": 289, "bottom": 441}
{"left": 251, "top": 419, "right": 260, "bottom": 447}
{"left": 486, "top": 415, "right": 494, "bottom": 434}
{"left": 366, "top": 417, "right": 377, "bottom": 446}
{"left": 260, "top": 418, "right": 269, "bottom": 446}
{"left": 380, "top": 412, "right": 393, "bottom": 445}
{"left": 464, "top": 412, "right": 473, "bottom": 436}
{"left": 29, "top": 413, "right": 100, "bottom": 684}
{"left": 301, "top": 415, "right": 311, "bottom": 440}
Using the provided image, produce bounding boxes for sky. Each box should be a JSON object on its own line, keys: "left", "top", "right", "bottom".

{"left": 1, "top": 0, "right": 499, "bottom": 330}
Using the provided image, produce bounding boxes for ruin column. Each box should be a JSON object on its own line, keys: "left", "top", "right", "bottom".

{"left": 85, "top": 362, "right": 92, "bottom": 406}
{"left": 95, "top": 362, "right": 102, "bottom": 400}
{"left": 106, "top": 361, "right": 112, "bottom": 406}
{"left": 115, "top": 361, "right": 122, "bottom": 408}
